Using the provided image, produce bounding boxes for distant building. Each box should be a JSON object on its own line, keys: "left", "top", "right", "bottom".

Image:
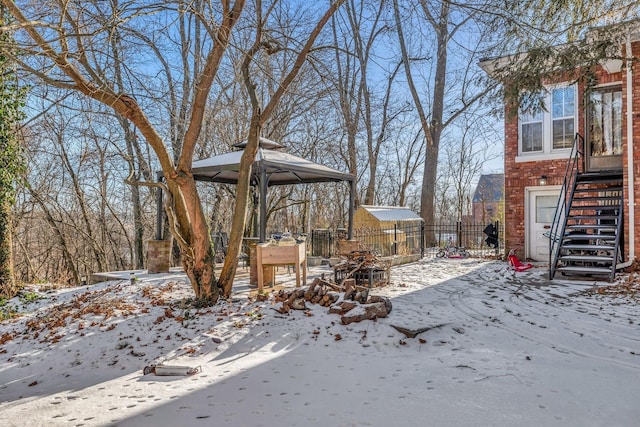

{"left": 472, "top": 174, "right": 504, "bottom": 224}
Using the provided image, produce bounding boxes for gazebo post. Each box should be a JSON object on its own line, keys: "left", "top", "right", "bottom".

{"left": 252, "top": 187, "right": 259, "bottom": 238}
{"left": 155, "top": 172, "right": 164, "bottom": 240}
{"left": 259, "top": 167, "right": 268, "bottom": 242}
{"left": 348, "top": 179, "right": 355, "bottom": 240}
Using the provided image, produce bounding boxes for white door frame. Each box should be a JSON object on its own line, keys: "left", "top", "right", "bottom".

{"left": 524, "top": 185, "right": 562, "bottom": 261}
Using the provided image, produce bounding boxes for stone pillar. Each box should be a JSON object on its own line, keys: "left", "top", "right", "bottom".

{"left": 248, "top": 240, "right": 273, "bottom": 287}
{"left": 147, "top": 239, "right": 172, "bottom": 274}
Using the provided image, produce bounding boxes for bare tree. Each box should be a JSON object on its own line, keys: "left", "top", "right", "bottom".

{"left": 1, "top": 0, "right": 250, "bottom": 302}
{"left": 330, "top": 0, "right": 411, "bottom": 206}
{"left": 218, "top": 0, "right": 345, "bottom": 296}
{"left": 12, "top": 101, "right": 144, "bottom": 285}
{"left": 392, "top": 0, "right": 498, "bottom": 228}
{"left": 443, "top": 115, "right": 499, "bottom": 222}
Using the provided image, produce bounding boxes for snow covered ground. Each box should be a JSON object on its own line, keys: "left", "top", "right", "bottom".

{"left": 1, "top": 258, "right": 639, "bottom": 426}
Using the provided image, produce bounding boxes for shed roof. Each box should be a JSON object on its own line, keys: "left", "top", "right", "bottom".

{"left": 358, "top": 205, "right": 423, "bottom": 222}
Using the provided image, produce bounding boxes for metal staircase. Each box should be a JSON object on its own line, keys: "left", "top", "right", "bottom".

{"left": 549, "top": 135, "right": 624, "bottom": 282}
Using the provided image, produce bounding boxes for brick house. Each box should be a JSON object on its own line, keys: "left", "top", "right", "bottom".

{"left": 472, "top": 173, "right": 504, "bottom": 224}
{"left": 480, "top": 24, "right": 640, "bottom": 280}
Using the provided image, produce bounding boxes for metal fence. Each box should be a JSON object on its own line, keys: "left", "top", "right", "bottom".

{"left": 352, "top": 223, "right": 425, "bottom": 257}
{"left": 311, "top": 220, "right": 503, "bottom": 259}
{"left": 423, "top": 221, "right": 503, "bottom": 258}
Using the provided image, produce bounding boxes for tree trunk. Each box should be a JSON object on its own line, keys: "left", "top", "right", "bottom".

{"left": 168, "top": 174, "right": 220, "bottom": 302}
{"left": 217, "top": 0, "right": 345, "bottom": 296}
{"left": 394, "top": 0, "right": 450, "bottom": 229}
{"left": 420, "top": 147, "right": 438, "bottom": 241}
{"left": 218, "top": 116, "right": 260, "bottom": 296}
{"left": 0, "top": 201, "right": 16, "bottom": 298}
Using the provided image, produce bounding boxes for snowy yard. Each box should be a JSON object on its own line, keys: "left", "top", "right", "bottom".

{"left": 1, "top": 258, "right": 639, "bottom": 426}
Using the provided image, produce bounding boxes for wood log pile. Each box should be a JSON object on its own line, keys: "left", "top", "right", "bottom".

{"left": 273, "top": 276, "right": 392, "bottom": 324}
{"left": 333, "top": 250, "right": 391, "bottom": 287}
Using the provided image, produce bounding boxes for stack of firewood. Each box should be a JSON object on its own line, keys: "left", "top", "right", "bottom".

{"left": 273, "top": 277, "right": 392, "bottom": 324}
{"left": 334, "top": 250, "right": 380, "bottom": 273}
{"left": 274, "top": 278, "right": 339, "bottom": 312}
{"left": 333, "top": 250, "right": 391, "bottom": 288}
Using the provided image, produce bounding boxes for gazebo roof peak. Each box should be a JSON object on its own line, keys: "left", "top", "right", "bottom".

{"left": 232, "top": 137, "right": 284, "bottom": 150}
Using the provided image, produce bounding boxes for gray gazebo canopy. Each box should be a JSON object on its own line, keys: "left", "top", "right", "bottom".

{"left": 156, "top": 137, "right": 355, "bottom": 242}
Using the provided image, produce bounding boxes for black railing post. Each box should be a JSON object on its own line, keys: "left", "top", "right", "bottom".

{"left": 394, "top": 224, "right": 398, "bottom": 255}
{"left": 421, "top": 222, "right": 425, "bottom": 257}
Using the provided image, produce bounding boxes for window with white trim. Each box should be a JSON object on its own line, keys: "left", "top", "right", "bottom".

{"left": 518, "top": 84, "right": 576, "bottom": 156}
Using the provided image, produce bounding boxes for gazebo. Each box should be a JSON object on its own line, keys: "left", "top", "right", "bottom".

{"left": 155, "top": 137, "right": 356, "bottom": 243}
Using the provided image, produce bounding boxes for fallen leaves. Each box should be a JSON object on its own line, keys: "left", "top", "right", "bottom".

{"left": 15, "top": 286, "right": 136, "bottom": 343}
{"left": 0, "top": 332, "right": 14, "bottom": 345}
{"left": 589, "top": 274, "right": 640, "bottom": 298}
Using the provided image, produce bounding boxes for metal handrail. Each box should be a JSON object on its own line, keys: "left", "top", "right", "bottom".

{"left": 609, "top": 191, "right": 624, "bottom": 282}
{"left": 549, "top": 133, "right": 583, "bottom": 279}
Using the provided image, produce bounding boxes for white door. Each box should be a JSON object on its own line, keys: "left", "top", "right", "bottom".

{"left": 527, "top": 188, "right": 561, "bottom": 261}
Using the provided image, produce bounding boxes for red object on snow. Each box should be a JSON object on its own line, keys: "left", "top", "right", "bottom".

{"left": 508, "top": 251, "right": 533, "bottom": 272}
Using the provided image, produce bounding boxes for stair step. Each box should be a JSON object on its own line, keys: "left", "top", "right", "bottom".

{"left": 559, "top": 255, "right": 614, "bottom": 262}
{"left": 562, "top": 233, "right": 616, "bottom": 240}
{"left": 565, "top": 224, "right": 617, "bottom": 230}
{"left": 569, "top": 205, "right": 620, "bottom": 212}
{"left": 576, "top": 176, "right": 623, "bottom": 183}
{"left": 560, "top": 244, "right": 615, "bottom": 251}
{"left": 567, "top": 216, "right": 619, "bottom": 221}
{"left": 573, "top": 187, "right": 623, "bottom": 193}
{"left": 556, "top": 266, "right": 614, "bottom": 275}
{"left": 576, "top": 180, "right": 623, "bottom": 185}
{"left": 551, "top": 170, "right": 623, "bottom": 282}
{"left": 577, "top": 171, "right": 623, "bottom": 181}
{"left": 572, "top": 196, "right": 623, "bottom": 202}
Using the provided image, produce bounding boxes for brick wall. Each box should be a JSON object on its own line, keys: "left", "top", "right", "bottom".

{"left": 502, "top": 43, "right": 640, "bottom": 258}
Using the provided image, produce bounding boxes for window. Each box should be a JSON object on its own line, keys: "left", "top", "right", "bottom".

{"left": 536, "top": 195, "right": 558, "bottom": 223}
{"left": 518, "top": 84, "right": 576, "bottom": 157}
{"left": 551, "top": 86, "right": 575, "bottom": 149}
{"left": 521, "top": 110, "right": 543, "bottom": 153}
{"left": 590, "top": 87, "right": 622, "bottom": 156}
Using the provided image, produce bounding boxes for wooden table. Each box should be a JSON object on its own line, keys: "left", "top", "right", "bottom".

{"left": 256, "top": 242, "right": 306, "bottom": 292}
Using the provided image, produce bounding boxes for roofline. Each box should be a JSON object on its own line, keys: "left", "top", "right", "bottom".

{"left": 359, "top": 205, "right": 414, "bottom": 209}
{"left": 479, "top": 19, "right": 640, "bottom": 78}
